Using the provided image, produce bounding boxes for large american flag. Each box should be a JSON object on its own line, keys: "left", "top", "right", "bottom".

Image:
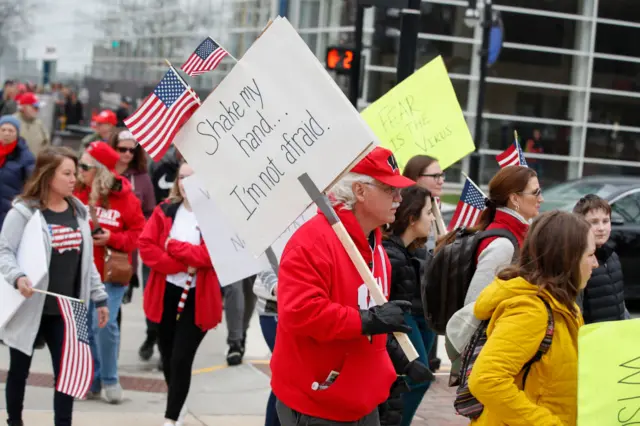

{"left": 181, "top": 37, "right": 228, "bottom": 77}
{"left": 448, "top": 178, "right": 487, "bottom": 231}
{"left": 56, "top": 298, "right": 93, "bottom": 399}
{"left": 124, "top": 67, "right": 200, "bottom": 161}
{"left": 496, "top": 138, "right": 528, "bottom": 168}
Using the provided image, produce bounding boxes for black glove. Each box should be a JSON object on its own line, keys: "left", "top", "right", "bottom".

{"left": 404, "top": 359, "right": 435, "bottom": 384}
{"left": 361, "top": 300, "right": 412, "bottom": 336}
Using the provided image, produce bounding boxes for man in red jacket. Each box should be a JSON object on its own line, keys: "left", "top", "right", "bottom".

{"left": 271, "top": 147, "right": 432, "bottom": 426}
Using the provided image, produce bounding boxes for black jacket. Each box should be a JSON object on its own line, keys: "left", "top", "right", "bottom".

{"left": 581, "top": 242, "right": 626, "bottom": 324}
{"left": 383, "top": 235, "right": 426, "bottom": 316}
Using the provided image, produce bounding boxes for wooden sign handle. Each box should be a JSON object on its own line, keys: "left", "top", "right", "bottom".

{"left": 332, "top": 221, "right": 419, "bottom": 361}
{"left": 431, "top": 198, "right": 447, "bottom": 238}
{"left": 298, "top": 173, "right": 419, "bottom": 361}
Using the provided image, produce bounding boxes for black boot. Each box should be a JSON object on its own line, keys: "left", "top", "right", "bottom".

{"left": 226, "top": 341, "right": 243, "bottom": 366}
{"left": 139, "top": 336, "right": 155, "bottom": 361}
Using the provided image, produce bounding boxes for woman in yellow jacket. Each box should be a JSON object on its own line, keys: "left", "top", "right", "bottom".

{"left": 468, "top": 211, "right": 599, "bottom": 425}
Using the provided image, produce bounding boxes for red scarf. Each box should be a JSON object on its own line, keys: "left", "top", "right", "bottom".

{"left": 0, "top": 140, "right": 17, "bottom": 167}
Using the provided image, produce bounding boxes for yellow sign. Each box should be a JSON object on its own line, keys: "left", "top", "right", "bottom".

{"left": 578, "top": 319, "right": 640, "bottom": 425}
{"left": 361, "top": 56, "right": 475, "bottom": 170}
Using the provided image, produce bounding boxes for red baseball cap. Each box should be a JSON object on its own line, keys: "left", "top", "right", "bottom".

{"left": 94, "top": 110, "right": 117, "bottom": 126}
{"left": 17, "top": 92, "right": 40, "bottom": 108}
{"left": 351, "top": 147, "right": 415, "bottom": 188}
{"left": 86, "top": 141, "right": 120, "bottom": 174}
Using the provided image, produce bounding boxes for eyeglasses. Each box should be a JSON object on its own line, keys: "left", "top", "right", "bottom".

{"left": 364, "top": 182, "right": 402, "bottom": 197}
{"left": 117, "top": 147, "right": 136, "bottom": 154}
{"left": 420, "top": 173, "right": 445, "bottom": 181}
{"left": 78, "top": 163, "right": 95, "bottom": 172}
{"left": 520, "top": 188, "right": 542, "bottom": 197}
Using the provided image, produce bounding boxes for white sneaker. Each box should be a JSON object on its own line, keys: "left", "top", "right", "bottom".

{"left": 104, "top": 383, "right": 123, "bottom": 404}
{"left": 176, "top": 404, "right": 188, "bottom": 426}
{"left": 163, "top": 422, "right": 175, "bottom": 426}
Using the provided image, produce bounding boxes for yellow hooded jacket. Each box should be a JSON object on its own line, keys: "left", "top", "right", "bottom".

{"left": 468, "top": 276, "right": 583, "bottom": 426}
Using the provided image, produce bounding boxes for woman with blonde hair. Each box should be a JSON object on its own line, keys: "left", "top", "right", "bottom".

{"left": 139, "top": 162, "right": 223, "bottom": 426}
{"left": 74, "top": 141, "right": 145, "bottom": 403}
{"left": 0, "top": 146, "right": 108, "bottom": 426}
{"left": 465, "top": 211, "right": 598, "bottom": 425}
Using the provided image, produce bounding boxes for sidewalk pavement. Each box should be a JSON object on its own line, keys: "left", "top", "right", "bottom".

{"left": 0, "top": 289, "right": 461, "bottom": 425}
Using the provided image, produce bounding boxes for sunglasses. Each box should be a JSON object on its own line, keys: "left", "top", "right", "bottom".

{"left": 520, "top": 188, "right": 542, "bottom": 197}
{"left": 79, "top": 163, "right": 95, "bottom": 172}
{"left": 117, "top": 147, "right": 136, "bottom": 154}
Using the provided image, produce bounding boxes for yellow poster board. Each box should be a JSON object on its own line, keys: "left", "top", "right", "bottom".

{"left": 578, "top": 319, "right": 640, "bottom": 425}
{"left": 361, "top": 56, "right": 475, "bottom": 170}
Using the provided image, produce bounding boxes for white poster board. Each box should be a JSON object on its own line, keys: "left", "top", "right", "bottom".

{"left": 0, "top": 212, "right": 48, "bottom": 329}
{"left": 182, "top": 175, "right": 316, "bottom": 285}
{"left": 174, "top": 17, "right": 376, "bottom": 256}
{"left": 182, "top": 176, "right": 264, "bottom": 286}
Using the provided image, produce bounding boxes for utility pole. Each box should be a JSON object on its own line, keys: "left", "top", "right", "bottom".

{"left": 349, "top": 4, "right": 365, "bottom": 107}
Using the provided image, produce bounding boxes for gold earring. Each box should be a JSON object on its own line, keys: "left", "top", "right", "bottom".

{"left": 515, "top": 204, "right": 520, "bottom": 211}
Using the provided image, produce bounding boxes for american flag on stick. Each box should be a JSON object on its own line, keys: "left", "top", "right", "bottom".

{"left": 124, "top": 66, "right": 200, "bottom": 161}
{"left": 496, "top": 131, "right": 528, "bottom": 168}
{"left": 56, "top": 297, "right": 93, "bottom": 399}
{"left": 448, "top": 176, "right": 487, "bottom": 231}
{"left": 181, "top": 37, "right": 231, "bottom": 77}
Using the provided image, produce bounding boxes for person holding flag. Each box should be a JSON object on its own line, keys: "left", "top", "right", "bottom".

{"left": 0, "top": 146, "right": 109, "bottom": 426}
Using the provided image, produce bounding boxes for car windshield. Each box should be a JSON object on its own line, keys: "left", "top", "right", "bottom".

{"left": 540, "top": 182, "right": 621, "bottom": 211}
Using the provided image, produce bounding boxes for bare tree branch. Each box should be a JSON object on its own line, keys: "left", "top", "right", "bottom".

{"left": 0, "top": 0, "right": 38, "bottom": 56}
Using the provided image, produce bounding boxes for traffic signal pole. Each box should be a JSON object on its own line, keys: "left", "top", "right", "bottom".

{"left": 396, "top": 0, "right": 421, "bottom": 83}
{"left": 350, "top": 5, "right": 365, "bottom": 108}
{"left": 468, "top": 0, "right": 493, "bottom": 183}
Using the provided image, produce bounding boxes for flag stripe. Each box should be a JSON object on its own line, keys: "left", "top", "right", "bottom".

{"left": 56, "top": 298, "right": 93, "bottom": 399}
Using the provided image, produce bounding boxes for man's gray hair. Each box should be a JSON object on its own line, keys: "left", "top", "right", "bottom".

{"left": 328, "top": 172, "right": 374, "bottom": 210}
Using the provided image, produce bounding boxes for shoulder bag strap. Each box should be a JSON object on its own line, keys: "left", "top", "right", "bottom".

{"left": 522, "top": 298, "right": 554, "bottom": 388}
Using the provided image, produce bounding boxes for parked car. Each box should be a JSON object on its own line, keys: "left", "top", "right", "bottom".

{"left": 440, "top": 175, "right": 640, "bottom": 300}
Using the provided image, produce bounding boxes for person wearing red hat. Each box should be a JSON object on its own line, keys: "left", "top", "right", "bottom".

{"left": 73, "top": 141, "right": 145, "bottom": 404}
{"left": 81, "top": 110, "right": 117, "bottom": 149}
{"left": 271, "top": 146, "right": 433, "bottom": 426}
{"left": 13, "top": 92, "right": 50, "bottom": 156}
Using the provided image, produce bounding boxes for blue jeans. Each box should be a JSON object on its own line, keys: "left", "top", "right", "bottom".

{"left": 259, "top": 315, "right": 280, "bottom": 426}
{"left": 88, "top": 283, "right": 127, "bottom": 390}
{"left": 401, "top": 313, "right": 436, "bottom": 426}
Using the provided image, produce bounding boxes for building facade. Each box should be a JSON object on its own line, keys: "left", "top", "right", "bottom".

{"left": 288, "top": 0, "right": 640, "bottom": 185}
{"left": 88, "top": 0, "right": 640, "bottom": 185}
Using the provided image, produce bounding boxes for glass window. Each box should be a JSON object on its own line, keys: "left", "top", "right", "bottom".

{"left": 612, "top": 191, "right": 640, "bottom": 224}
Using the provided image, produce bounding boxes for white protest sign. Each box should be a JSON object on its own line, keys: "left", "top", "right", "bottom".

{"left": 182, "top": 175, "right": 316, "bottom": 285}
{"left": 0, "top": 212, "right": 48, "bottom": 329}
{"left": 182, "top": 175, "right": 264, "bottom": 286}
{"left": 174, "top": 17, "right": 376, "bottom": 256}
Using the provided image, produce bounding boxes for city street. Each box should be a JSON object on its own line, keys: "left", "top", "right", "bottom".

{"left": 0, "top": 290, "right": 464, "bottom": 426}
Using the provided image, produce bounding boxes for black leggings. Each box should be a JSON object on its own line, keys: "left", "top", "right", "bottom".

{"left": 5, "top": 315, "right": 74, "bottom": 426}
{"left": 157, "top": 283, "right": 207, "bottom": 420}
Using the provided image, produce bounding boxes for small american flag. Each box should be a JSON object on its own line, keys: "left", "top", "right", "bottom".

{"left": 496, "top": 139, "right": 528, "bottom": 168}
{"left": 181, "top": 37, "right": 229, "bottom": 77}
{"left": 448, "top": 178, "right": 487, "bottom": 231}
{"left": 56, "top": 298, "right": 93, "bottom": 399}
{"left": 124, "top": 67, "right": 199, "bottom": 161}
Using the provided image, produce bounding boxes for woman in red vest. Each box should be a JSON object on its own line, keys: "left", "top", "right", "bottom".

{"left": 139, "top": 161, "right": 222, "bottom": 426}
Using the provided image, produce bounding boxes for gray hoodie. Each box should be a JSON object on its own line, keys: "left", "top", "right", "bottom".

{"left": 0, "top": 197, "right": 107, "bottom": 355}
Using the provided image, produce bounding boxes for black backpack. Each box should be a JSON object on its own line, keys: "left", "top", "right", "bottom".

{"left": 422, "top": 228, "right": 519, "bottom": 335}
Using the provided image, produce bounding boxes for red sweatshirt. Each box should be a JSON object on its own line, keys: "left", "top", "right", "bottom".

{"left": 139, "top": 201, "right": 222, "bottom": 331}
{"left": 270, "top": 206, "right": 396, "bottom": 421}
{"left": 74, "top": 177, "right": 145, "bottom": 279}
